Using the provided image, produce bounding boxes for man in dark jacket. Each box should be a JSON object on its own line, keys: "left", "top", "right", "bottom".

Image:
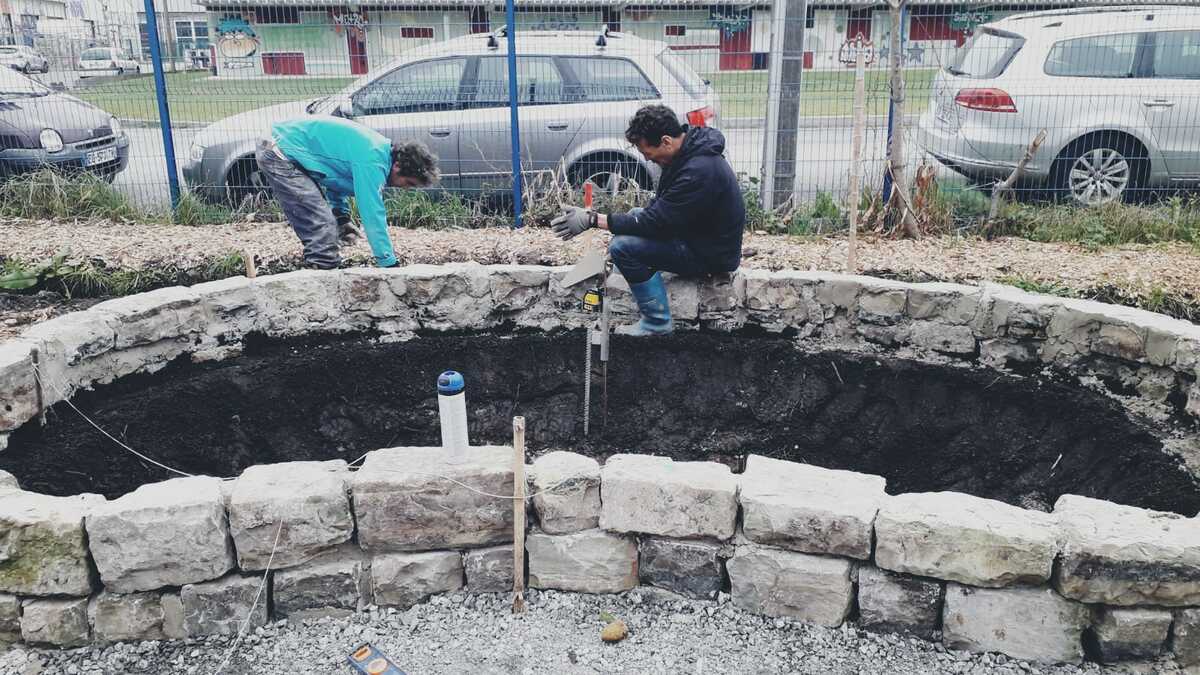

{"left": 551, "top": 105, "right": 744, "bottom": 335}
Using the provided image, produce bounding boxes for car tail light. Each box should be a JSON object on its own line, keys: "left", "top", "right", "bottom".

{"left": 954, "top": 88, "right": 1017, "bottom": 113}
{"left": 686, "top": 106, "right": 714, "bottom": 127}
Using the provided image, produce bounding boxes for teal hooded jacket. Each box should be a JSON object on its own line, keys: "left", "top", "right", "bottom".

{"left": 272, "top": 115, "right": 397, "bottom": 267}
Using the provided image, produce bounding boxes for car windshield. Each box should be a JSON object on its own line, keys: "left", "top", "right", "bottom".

{"left": 82, "top": 48, "right": 111, "bottom": 60}
{"left": 0, "top": 68, "right": 48, "bottom": 97}
{"left": 948, "top": 29, "right": 1023, "bottom": 78}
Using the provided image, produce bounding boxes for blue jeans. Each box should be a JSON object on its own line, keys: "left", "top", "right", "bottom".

{"left": 609, "top": 210, "right": 710, "bottom": 284}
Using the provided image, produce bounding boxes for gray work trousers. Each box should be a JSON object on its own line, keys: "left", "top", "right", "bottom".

{"left": 255, "top": 140, "right": 340, "bottom": 269}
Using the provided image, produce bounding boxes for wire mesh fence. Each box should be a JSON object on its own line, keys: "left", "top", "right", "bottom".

{"left": 0, "top": 2, "right": 1196, "bottom": 229}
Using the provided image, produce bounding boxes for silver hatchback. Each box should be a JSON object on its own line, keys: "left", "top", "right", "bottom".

{"left": 918, "top": 5, "right": 1200, "bottom": 205}
{"left": 184, "top": 28, "right": 718, "bottom": 206}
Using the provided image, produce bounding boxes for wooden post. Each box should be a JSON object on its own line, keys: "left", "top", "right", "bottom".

{"left": 987, "top": 128, "right": 1048, "bottom": 225}
{"left": 511, "top": 416, "right": 526, "bottom": 614}
{"left": 243, "top": 249, "right": 257, "bottom": 279}
{"left": 846, "top": 37, "right": 868, "bottom": 273}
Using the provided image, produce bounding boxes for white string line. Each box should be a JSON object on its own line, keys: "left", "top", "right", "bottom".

{"left": 31, "top": 366, "right": 584, "bottom": 499}
{"left": 213, "top": 520, "right": 282, "bottom": 675}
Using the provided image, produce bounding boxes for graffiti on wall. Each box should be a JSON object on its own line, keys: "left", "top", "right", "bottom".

{"left": 330, "top": 9, "right": 368, "bottom": 41}
{"left": 216, "top": 16, "right": 258, "bottom": 70}
{"left": 528, "top": 13, "right": 581, "bottom": 31}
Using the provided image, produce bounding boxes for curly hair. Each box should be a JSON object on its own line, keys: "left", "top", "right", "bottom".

{"left": 624, "top": 104, "right": 684, "bottom": 147}
{"left": 392, "top": 141, "right": 440, "bottom": 186}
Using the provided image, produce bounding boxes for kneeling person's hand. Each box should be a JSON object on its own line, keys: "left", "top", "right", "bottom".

{"left": 551, "top": 206, "right": 596, "bottom": 241}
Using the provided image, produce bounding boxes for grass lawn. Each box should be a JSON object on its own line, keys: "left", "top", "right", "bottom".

{"left": 75, "top": 68, "right": 936, "bottom": 125}
{"left": 73, "top": 71, "right": 354, "bottom": 124}
{"left": 706, "top": 68, "right": 937, "bottom": 120}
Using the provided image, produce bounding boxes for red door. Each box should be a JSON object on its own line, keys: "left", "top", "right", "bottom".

{"left": 347, "top": 31, "right": 368, "bottom": 75}
{"left": 718, "top": 26, "right": 752, "bottom": 70}
{"left": 847, "top": 9, "right": 872, "bottom": 41}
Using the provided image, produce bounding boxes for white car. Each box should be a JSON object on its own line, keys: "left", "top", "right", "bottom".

{"left": 917, "top": 5, "right": 1200, "bottom": 205}
{"left": 77, "top": 47, "right": 138, "bottom": 79}
{"left": 0, "top": 46, "right": 48, "bottom": 74}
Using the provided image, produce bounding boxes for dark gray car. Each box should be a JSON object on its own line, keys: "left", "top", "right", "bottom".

{"left": 0, "top": 67, "right": 130, "bottom": 180}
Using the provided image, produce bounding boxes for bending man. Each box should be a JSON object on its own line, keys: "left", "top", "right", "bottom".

{"left": 256, "top": 115, "right": 438, "bottom": 269}
{"left": 552, "top": 105, "right": 744, "bottom": 335}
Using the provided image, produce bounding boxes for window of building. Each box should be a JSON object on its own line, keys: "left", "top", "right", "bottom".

{"left": 806, "top": 6, "right": 815, "bottom": 29}
{"left": 254, "top": 7, "right": 299, "bottom": 25}
{"left": 175, "top": 20, "right": 210, "bottom": 53}
{"left": 1045, "top": 33, "right": 1140, "bottom": 78}
{"left": 602, "top": 7, "right": 620, "bottom": 32}
{"left": 1152, "top": 30, "right": 1200, "bottom": 79}
{"left": 469, "top": 7, "right": 488, "bottom": 34}
{"left": 664, "top": 25, "right": 686, "bottom": 37}
{"left": 401, "top": 27, "right": 434, "bottom": 39}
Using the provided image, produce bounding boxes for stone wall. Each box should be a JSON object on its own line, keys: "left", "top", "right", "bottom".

{"left": 2, "top": 264, "right": 1200, "bottom": 665}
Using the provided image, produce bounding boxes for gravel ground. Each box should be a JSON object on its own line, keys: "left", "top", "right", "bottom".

{"left": 1, "top": 589, "right": 1179, "bottom": 675}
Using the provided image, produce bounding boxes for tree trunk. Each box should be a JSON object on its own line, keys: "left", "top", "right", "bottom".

{"left": 887, "top": 0, "right": 919, "bottom": 237}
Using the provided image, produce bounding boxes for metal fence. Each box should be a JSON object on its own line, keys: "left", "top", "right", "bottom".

{"left": 2, "top": 1, "right": 1198, "bottom": 226}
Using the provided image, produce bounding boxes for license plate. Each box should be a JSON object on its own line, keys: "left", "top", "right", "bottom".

{"left": 85, "top": 147, "right": 116, "bottom": 167}
{"left": 936, "top": 100, "right": 958, "bottom": 125}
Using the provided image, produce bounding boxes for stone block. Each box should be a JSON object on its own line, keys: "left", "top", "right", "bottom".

{"left": 908, "top": 321, "right": 976, "bottom": 355}
{"left": 160, "top": 593, "right": 184, "bottom": 640}
{"left": 1174, "top": 608, "right": 1200, "bottom": 667}
{"left": 273, "top": 545, "right": 369, "bottom": 618}
{"left": 526, "top": 529, "right": 637, "bottom": 594}
{"left": 371, "top": 551, "right": 463, "bottom": 608}
{"left": 813, "top": 274, "right": 864, "bottom": 311}
{"left": 0, "top": 491, "right": 100, "bottom": 596}
{"left": 743, "top": 270, "right": 822, "bottom": 331}
{"left": 91, "top": 286, "right": 205, "bottom": 349}
{"left": 87, "top": 476, "right": 234, "bottom": 593}
{"left": 464, "top": 545, "right": 514, "bottom": 594}
{"left": 1055, "top": 494, "right": 1200, "bottom": 606}
{"left": 339, "top": 267, "right": 408, "bottom": 319}
{"left": 228, "top": 460, "right": 354, "bottom": 570}
{"left": 489, "top": 265, "right": 553, "bottom": 313}
{"left": 398, "top": 263, "right": 494, "bottom": 331}
{"left": 353, "top": 446, "right": 514, "bottom": 552}
{"left": 599, "top": 454, "right": 737, "bottom": 540}
{"left": 0, "top": 340, "right": 39, "bottom": 431}
{"left": 1089, "top": 607, "right": 1172, "bottom": 663}
{"left": 1042, "top": 299, "right": 1148, "bottom": 364}
{"left": 192, "top": 275, "right": 261, "bottom": 342}
{"left": 604, "top": 272, "right": 700, "bottom": 323}
{"left": 20, "top": 598, "right": 89, "bottom": 647}
{"left": 942, "top": 584, "right": 1090, "bottom": 664}
{"left": 254, "top": 270, "right": 348, "bottom": 336}
{"left": 981, "top": 283, "right": 1062, "bottom": 338}
{"left": 858, "top": 566, "right": 943, "bottom": 640}
{"left": 739, "top": 455, "right": 885, "bottom": 560}
{"left": 874, "top": 492, "right": 1058, "bottom": 587}
{"left": 726, "top": 546, "right": 854, "bottom": 627}
{"left": 857, "top": 283, "right": 908, "bottom": 326}
{"left": 698, "top": 272, "right": 746, "bottom": 320}
{"left": 980, "top": 338, "right": 1039, "bottom": 367}
{"left": 0, "top": 593, "right": 19, "bottom": 642}
{"left": 530, "top": 451, "right": 600, "bottom": 534}
{"left": 88, "top": 591, "right": 166, "bottom": 643}
{"left": 180, "top": 574, "right": 268, "bottom": 636}
{"left": 907, "top": 283, "right": 983, "bottom": 325}
{"left": 0, "top": 470, "right": 17, "bottom": 492}
{"left": 638, "top": 538, "right": 724, "bottom": 600}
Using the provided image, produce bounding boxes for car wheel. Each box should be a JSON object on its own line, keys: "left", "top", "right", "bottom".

{"left": 1051, "top": 135, "right": 1146, "bottom": 207}
{"left": 568, "top": 155, "right": 652, "bottom": 198}
{"left": 225, "top": 157, "right": 270, "bottom": 208}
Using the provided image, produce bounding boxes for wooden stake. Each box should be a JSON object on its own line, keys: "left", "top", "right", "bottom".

{"left": 846, "top": 37, "right": 867, "bottom": 273}
{"left": 988, "top": 129, "right": 1048, "bottom": 226}
{"left": 511, "top": 416, "right": 527, "bottom": 614}
{"left": 243, "top": 249, "right": 257, "bottom": 279}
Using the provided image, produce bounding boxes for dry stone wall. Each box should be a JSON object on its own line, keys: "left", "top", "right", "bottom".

{"left": 1, "top": 265, "right": 1200, "bottom": 666}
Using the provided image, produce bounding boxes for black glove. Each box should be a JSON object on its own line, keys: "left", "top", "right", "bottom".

{"left": 550, "top": 206, "right": 596, "bottom": 241}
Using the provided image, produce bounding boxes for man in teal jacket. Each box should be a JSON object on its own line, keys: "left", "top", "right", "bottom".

{"left": 256, "top": 115, "right": 438, "bottom": 269}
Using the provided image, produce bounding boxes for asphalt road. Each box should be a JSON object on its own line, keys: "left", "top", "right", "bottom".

{"left": 115, "top": 121, "right": 944, "bottom": 213}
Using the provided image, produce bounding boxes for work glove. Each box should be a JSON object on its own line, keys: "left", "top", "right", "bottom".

{"left": 551, "top": 206, "right": 596, "bottom": 241}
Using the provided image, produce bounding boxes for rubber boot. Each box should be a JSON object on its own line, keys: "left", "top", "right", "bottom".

{"left": 624, "top": 272, "right": 674, "bottom": 336}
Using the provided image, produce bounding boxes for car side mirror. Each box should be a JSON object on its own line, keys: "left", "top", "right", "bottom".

{"left": 337, "top": 99, "right": 354, "bottom": 118}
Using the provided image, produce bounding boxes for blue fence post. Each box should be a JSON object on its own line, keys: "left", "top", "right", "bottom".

{"left": 504, "top": 2, "right": 523, "bottom": 228}
{"left": 142, "top": 0, "right": 181, "bottom": 211}
{"left": 882, "top": 3, "right": 907, "bottom": 204}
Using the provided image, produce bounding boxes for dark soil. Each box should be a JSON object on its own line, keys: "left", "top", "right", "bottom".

{"left": 0, "top": 291, "right": 101, "bottom": 340}
{"left": 4, "top": 331, "right": 1198, "bottom": 516}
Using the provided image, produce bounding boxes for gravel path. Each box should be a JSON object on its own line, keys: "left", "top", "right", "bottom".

{"left": 2, "top": 589, "right": 1178, "bottom": 675}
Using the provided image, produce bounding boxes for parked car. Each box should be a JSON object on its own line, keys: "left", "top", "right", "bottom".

{"left": 917, "top": 5, "right": 1200, "bottom": 206}
{"left": 184, "top": 28, "right": 719, "bottom": 206}
{"left": 0, "top": 45, "right": 49, "bottom": 74}
{"left": 77, "top": 47, "right": 139, "bottom": 79}
{"left": 0, "top": 67, "right": 129, "bottom": 180}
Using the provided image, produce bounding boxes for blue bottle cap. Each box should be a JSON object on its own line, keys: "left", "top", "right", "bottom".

{"left": 437, "top": 370, "right": 465, "bottom": 395}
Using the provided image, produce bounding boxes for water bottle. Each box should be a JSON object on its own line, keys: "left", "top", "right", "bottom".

{"left": 437, "top": 370, "right": 469, "bottom": 462}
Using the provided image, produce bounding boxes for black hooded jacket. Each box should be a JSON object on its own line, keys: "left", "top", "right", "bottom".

{"left": 606, "top": 126, "right": 745, "bottom": 272}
